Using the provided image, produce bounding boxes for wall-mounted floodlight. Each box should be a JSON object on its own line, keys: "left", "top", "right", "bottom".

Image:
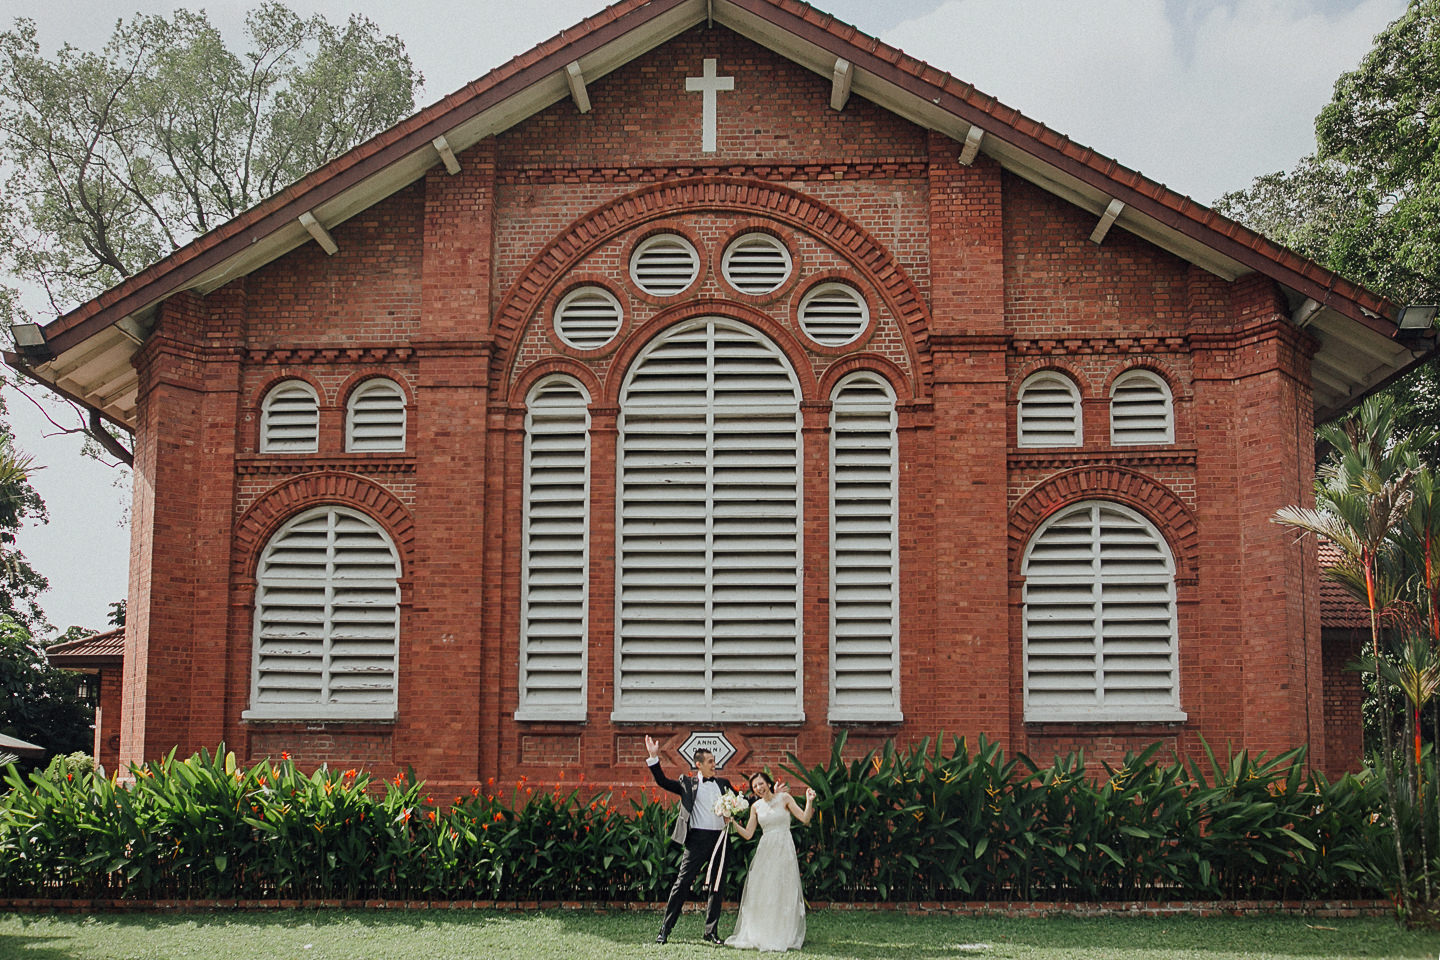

{"left": 10, "top": 323, "right": 53, "bottom": 362}
{"left": 1398, "top": 304, "right": 1439, "bottom": 331}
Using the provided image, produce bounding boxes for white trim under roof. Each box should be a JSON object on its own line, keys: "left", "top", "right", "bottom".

{"left": 13, "top": 0, "right": 1431, "bottom": 428}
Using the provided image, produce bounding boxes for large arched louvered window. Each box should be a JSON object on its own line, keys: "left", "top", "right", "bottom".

{"left": 1110, "top": 370, "right": 1174, "bottom": 445}
{"left": 615, "top": 318, "right": 803, "bottom": 722}
{"left": 346, "top": 379, "right": 407, "bottom": 452}
{"left": 829, "top": 372, "right": 901, "bottom": 721}
{"left": 245, "top": 507, "right": 400, "bottom": 720}
{"left": 1017, "top": 372, "right": 1082, "bottom": 447}
{"left": 517, "top": 377, "right": 591, "bottom": 721}
{"left": 1022, "top": 502, "right": 1185, "bottom": 722}
{"left": 260, "top": 380, "right": 320, "bottom": 453}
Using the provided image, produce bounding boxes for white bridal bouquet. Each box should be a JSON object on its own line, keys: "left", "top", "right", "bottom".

{"left": 714, "top": 791, "right": 750, "bottom": 821}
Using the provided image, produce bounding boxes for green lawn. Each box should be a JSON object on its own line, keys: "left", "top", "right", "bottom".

{"left": 0, "top": 909, "right": 1436, "bottom": 960}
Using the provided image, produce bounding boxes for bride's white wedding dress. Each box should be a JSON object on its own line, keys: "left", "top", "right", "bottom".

{"left": 726, "top": 794, "right": 806, "bottom": 952}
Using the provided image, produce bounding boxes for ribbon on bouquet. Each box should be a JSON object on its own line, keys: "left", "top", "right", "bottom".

{"left": 703, "top": 829, "right": 728, "bottom": 894}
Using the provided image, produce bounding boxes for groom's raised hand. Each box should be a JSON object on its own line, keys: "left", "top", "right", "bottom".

{"left": 645, "top": 734, "right": 661, "bottom": 760}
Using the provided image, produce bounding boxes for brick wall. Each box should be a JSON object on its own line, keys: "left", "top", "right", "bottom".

{"left": 117, "top": 23, "right": 1340, "bottom": 790}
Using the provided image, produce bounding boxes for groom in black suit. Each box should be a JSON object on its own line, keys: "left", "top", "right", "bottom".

{"left": 645, "top": 734, "right": 738, "bottom": 944}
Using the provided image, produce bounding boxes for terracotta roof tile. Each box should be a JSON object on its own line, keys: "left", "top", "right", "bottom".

{"left": 38, "top": 0, "right": 1413, "bottom": 357}
{"left": 1318, "top": 541, "right": 1369, "bottom": 631}
{"left": 45, "top": 628, "right": 125, "bottom": 666}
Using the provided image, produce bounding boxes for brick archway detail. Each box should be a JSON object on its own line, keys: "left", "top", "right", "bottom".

{"left": 1009, "top": 467, "right": 1199, "bottom": 580}
{"left": 233, "top": 472, "right": 416, "bottom": 578}
{"left": 490, "top": 176, "right": 932, "bottom": 395}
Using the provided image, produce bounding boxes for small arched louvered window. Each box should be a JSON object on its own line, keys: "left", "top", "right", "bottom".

{"left": 630, "top": 234, "right": 699, "bottom": 297}
{"left": 829, "top": 372, "right": 901, "bottom": 722}
{"left": 245, "top": 506, "right": 400, "bottom": 721}
{"left": 799, "top": 282, "right": 868, "bottom": 346}
{"left": 1017, "top": 372, "right": 1082, "bottom": 447}
{"left": 345, "top": 379, "right": 407, "bottom": 452}
{"left": 1110, "top": 370, "right": 1174, "bottom": 445}
{"left": 615, "top": 317, "right": 804, "bottom": 723}
{"left": 554, "top": 286, "right": 623, "bottom": 350}
{"left": 722, "top": 233, "right": 791, "bottom": 295}
{"left": 1022, "top": 501, "right": 1184, "bottom": 722}
{"left": 260, "top": 380, "right": 320, "bottom": 453}
{"left": 517, "top": 377, "right": 591, "bottom": 721}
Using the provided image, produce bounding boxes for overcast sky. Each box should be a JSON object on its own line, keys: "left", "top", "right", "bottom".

{"left": 3, "top": 0, "right": 1407, "bottom": 633}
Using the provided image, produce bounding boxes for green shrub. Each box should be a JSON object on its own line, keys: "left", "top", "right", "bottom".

{"left": 0, "top": 738, "right": 1394, "bottom": 903}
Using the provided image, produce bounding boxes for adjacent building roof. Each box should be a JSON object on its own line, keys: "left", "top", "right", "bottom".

{"left": 1318, "top": 540, "right": 1369, "bottom": 631}
{"left": 0, "top": 732, "right": 47, "bottom": 757}
{"left": 45, "top": 628, "right": 125, "bottom": 668}
{"left": 8, "top": 0, "right": 1435, "bottom": 426}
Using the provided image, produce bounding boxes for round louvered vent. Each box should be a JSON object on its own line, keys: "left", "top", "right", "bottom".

{"left": 721, "top": 233, "right": 792, "bottom": 295}
{"left": 554, "top": 286, "right": 623, "bottom": 349}
{"left": 630, "top": 234, "right": 699, "bottom": 297}
{"left": 798, "top": 282, "right": 868, "bottom": 346}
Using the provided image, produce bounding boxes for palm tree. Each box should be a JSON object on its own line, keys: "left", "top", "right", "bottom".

{"left": 1274, "top": 394, "right": 1419, "bottom": 904}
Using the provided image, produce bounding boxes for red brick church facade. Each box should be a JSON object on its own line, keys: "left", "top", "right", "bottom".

{"left": 16, "top": 0, "right": 1431, "bottom": 790}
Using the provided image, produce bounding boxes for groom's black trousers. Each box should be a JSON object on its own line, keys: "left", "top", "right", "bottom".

{"left": 661, "top": 827, "right": 727, "bottom": 939}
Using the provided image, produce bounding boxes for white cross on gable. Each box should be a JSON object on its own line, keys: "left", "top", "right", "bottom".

{"left": 685, "top": 58, "right": 734, "bottom": 154}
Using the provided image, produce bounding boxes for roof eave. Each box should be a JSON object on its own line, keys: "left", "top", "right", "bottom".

{"left": 15, "top": 0, "right": 1422, "bottom": 428}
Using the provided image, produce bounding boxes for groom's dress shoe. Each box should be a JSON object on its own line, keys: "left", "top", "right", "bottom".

{"left": 702, "top": 934, "right": 723, "bottom": 945}
{"left": 655, "top": 933, "right": 668, "bottom": 944}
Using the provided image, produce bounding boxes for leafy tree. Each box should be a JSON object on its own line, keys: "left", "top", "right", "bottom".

{"left": 1215, "top": 0, "right": 1440, "bottom": 451}
{"left": 0, "top": 3, "right": 422, "bottom": 453}
{"left": 0, "top": 411, "right": 48, "bottom": 633}
{"left": 0, "top": 616, "right": 91, "bottom": 769}
{"left": 1274, "top": 396, "right": 1440, "bottom": 913}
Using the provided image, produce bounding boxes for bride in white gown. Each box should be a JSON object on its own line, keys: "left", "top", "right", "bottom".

{"left": 723, "top": 772, "right": 816, "bottom": 952}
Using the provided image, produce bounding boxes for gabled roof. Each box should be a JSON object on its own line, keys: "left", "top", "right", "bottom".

{"left": 1318, "top": 540, "right": 1369, "bottom": 631}
{"left": 45, "top": 628, "right": 125, "bottom": 668}
{"left": 9, "top": 0, "right": 1434, "bottom": 426}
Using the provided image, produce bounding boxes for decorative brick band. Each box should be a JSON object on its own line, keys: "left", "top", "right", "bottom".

{"left": 495, "top": 161, "right": 930, "bottom": 185}
{"left": 232, "top": 471, "right": 416, "bottom": 578}
{"left": 244, "top": 346, "right": 415, "bottom": 365}
{"left": 490, "top": 176, "right": 933, "bottom": 395}
{"left": 236, "top": 456, "right": 418, "bottom": 478}
{"left": 1012, "top": 336, "right": 1190, "bottom": 356}
{"left": 1007, "top": 449, "right": 1198, "bottom": 470}
{"left": 1009, "top": 466, "right": 1199, "bottom": 579}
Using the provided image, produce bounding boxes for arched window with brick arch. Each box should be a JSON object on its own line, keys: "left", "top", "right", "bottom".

{"left": 1017, "top": 371, "right": 1083, "bottom": 447}
{"left": 517, "top": 376, "right": 591, "bottom": 721}
{"left": 613, "top": 317, "right": 803, "bottom": 723}
{"left": 1022, "top": 501, "right": 1184, "bottom": 722}
{"left": 1109, "top": 369, "right": 1174, "bottom": 445}
{"left": 260, "top": 380, "right": 320, "bottom": 453}
{"left": 345, "top": 378, "right": 407, "bottom": 452}
{"left": 829, "top": 371, "right": 901, "bottom": 722}
{"left": 244, "top": 506, "right": 400, "bottom": 720}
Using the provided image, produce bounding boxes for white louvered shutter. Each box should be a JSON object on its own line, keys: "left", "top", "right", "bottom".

{"left": 248, "top": 507, "right": 400, "bottom": 720}
{"left": 554, "top": 287, "right": 623, "bottom": 349}
{"left": 1017, "top": 373, "right": 1082, "bottom": 447}
{"left": 615, "top": 318, "right": 803, "bottom": 722}
{"left": 722, "top": 234, "right": 792, "bottom": 295}
{"left": 518, "top": 378, "right": 590, "bottom": 721}
{"left": 829, "top": 373, "right": 901, "bottom": 721}
{"left": 630, "top": 235, "right": 699, "bottom": 297}
{"left": 1022, "top": 502, "right": 1182, "bottom": 721}
{"left": 346, "top": 379, "right": 407, "bottom": 452}
{"left": 799, "top": 282, "right": 868, "bottom": 346}
{"left": 1110, "top": 370, "right": 1174, "bottom": 445}
{"left": 261, "top": 381, "right": 320, "bottom": 452}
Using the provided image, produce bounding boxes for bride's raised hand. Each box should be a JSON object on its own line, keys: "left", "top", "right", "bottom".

{"left": 804, "top": 787, "right": 816, "bottom": 802}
